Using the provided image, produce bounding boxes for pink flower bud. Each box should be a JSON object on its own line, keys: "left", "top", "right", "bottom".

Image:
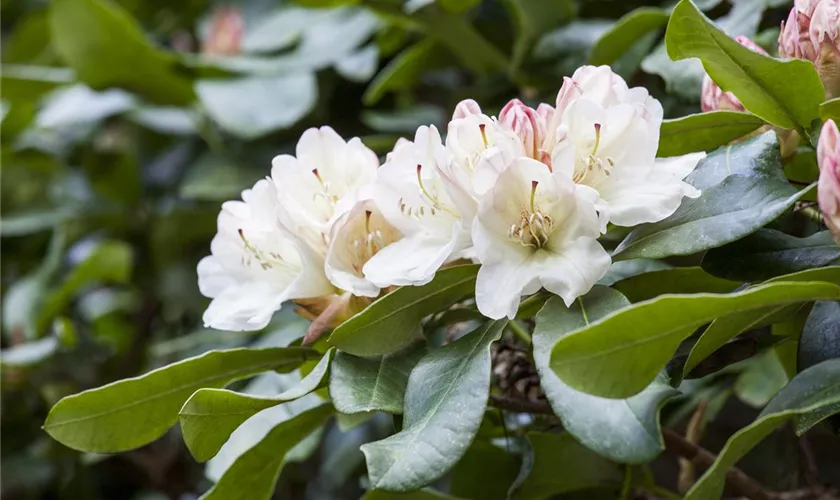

{"left": 202, "top": 7, "right": 244, "bottom": 56}
{"left": 499, "top": 99, "right": 547, "bottom": 159}
{"left": 810, "top": 0, "right": 840, "bottom": 97}
{"left": 452, "top": 99, "right": 482, "bottom": 119}
{"left": 701, "top": 36, "right": 768, "bottom": 112}
{"left": 779, "top": 6, "right": 817, "bottom": 60}
{"left": 818, "top": 119, "right": 840, "bottom": 242}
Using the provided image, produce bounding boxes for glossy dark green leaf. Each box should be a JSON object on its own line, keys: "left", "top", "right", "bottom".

{"left": 196, "top": 73, "right": 317, "bottom": 139}
{"left": 361, "top": 320, "right": 506, "bottom": 491}
{"left": 589, "top": 8, "right": 668, "bottom": 66}
{"left": 329, "top": 265, "right": 479, "bottom": 357}
{"left": 798, "top": 301, "right": 840, "bottom": 373}
{"left": 613, "top": 174, "right": 810, "bottom": 261}
{"left": 657, "top": 111, "right": 766, "bottom": 157}
{"left": 179, "top": 349, "right": 333, "bottom": 462}
{"left": 450, "top": 440, "right": 519, "bottom": 500}
{"left": 703, "top": 229, "right": 840, "bottom": 281}
{"left": 534, "top": 289, "right": 678, "bottom": 463}
{"left": 199, "top": 404, "right": 333, "bottom": 500}
{"left": 684, "top": 268, "right": 840, "bottom": 377}
{"left": 665, "top": 0, "right": 824, "bottom": 129}
{"left": 686, "top": 358, "right": 840, "bottom": 500}
{"left": 509, "top": 432, "right": 622, "bottom": 500}
{"left": 329, "top": 343, "right": 426, "bottom": 415}
{"left": 550, "top": 281, "right": 840, "bottom": 399}
{"left": 43, "top": 347, "right": 315, "bottom": 452}
{"left": 612, "top": 267, "right": 740, "bottom": 303}
{"left": 49, "top": 0, "right": 194, "bottom": 105}
{"left": 684, "top": 131, "right": 780, "bottom": 191}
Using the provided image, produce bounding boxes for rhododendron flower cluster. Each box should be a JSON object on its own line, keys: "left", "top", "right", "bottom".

{"left": 198, "top": 65, "right": 705, "bottom": 327}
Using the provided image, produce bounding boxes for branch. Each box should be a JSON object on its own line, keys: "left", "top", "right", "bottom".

{"left": 662, "top": 428, "right": 773, "bottom": 500}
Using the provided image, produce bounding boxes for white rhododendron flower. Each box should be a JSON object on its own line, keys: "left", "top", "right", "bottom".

{"left": 325, "top": 198, "right": 402, "bottom": 297}
{"left": 549, "top": 65, "right": 705, "bottom": 228}
{"left": 445, "top": 107, "right": 523, "bottom": 198}
{"left": 270, "top": 126, "right": 379, "bottom": 251}
{"left": 365, "top": 125, "right": 472, "bottom": 287}
{"left": 473, "top": 158, "right": 610, "bottom": 319}
{"left": 197, "top": 179, "right": 333, "bottom": 331}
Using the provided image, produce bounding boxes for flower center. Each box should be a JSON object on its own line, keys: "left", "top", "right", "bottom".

{"left": 311, "top": 168, "right": 340, "bottom": 205}
{"left": 572, "top": 123, "right": 613, "bottom": 185}
{"left": 507, "top": 180, "right": 554, "bottom": 249}
{"left": 238, "top": 229, "right": 294, "bottom": 271}
{"left": 350, "top": 210, "right": 384, "bottom": 274}
{"left": 397, "top": 164, "right": 458, "bottom": 218}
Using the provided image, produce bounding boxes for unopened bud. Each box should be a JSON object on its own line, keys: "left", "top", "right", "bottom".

{"left": 499, "top": 99, "right": 546, "bottom": 159}
{"left": 818, "top": 119, "right": 840, "bottom": 243}
{"left": 452, "top": 99, "right": 482, "bottom": 119}
{"left": 701, "top": 36, "right": 768, "bottom": 112}
{"left": 810, "top": 0, "right": 840, "bottom": 97}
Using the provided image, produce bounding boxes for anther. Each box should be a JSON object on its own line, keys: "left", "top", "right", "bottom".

{"left": 591, "top": 123, "right": 602, "bottom": 156}
{"left": 479, "top": 123, "right": 489, "bottom": 147}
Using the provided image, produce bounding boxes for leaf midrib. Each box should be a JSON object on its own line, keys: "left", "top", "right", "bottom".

{"left": 45, "top": 359, "right": 288, "bottom": 429}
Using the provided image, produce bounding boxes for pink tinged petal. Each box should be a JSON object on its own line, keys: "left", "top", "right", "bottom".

{"left": 818, "top": 120, "right": 840, "bottom": 236}
{"left": 452, "top": 99, "right": 483, "bottom": 119}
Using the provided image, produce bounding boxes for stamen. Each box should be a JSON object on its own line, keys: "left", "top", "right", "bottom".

{"left": 312, "top": 168, "right": 324, "bottom": 186}
{"left": 415, "top": 164, "right": 458, "bottom": 217}
{"left": 479, "top": 124, "right": 488, "bottom": 147}
{"left": 591, "top": 123, "right": 602, "bottom": 156}
{"left": 530, "top": 181, "right": 539, "bottom": 214}
{"left": 364, "top": 210, "right": 372, "bottom": 234}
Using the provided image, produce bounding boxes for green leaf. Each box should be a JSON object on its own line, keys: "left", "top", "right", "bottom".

{"left": 683, "top": 131, "right": 781, "bottom": 191}
{"left": 199, "top": 404, "right": 333, "bottom": 500}
{"left": 799, "top": 301, "right": 840, "bottom": 373}
{"left": 329, "top": 342, "right": 426, "bottom": 415}
{"left": 702, "top": 229, "right": 840, "bottom": 281}
{"left": 820, "top": 97, "right": 840, "bottom": 122}
{"left": 43, "top": 347, "right": 314, "bottom": 453}
{"left": 451, "top": 440, "right": 519, "bottom": 500}
{"left": 657, "top": 111, "right": 766, "bottom": 157}
{"left": 363, "top": 40, "right": 448, "bottom": 105}
{"left": 589, "top": 8, "right": 668, "bottom": 66}
{"left": 361, "top": 490, "right": 464, "bottom": 500}
{"left": 361, "top": 320, "right": 506, "bottom": 491}
{"left": 612, "top": 267, "right": 740, "bottom": 303}
{"left": 733, "top": 349, "right": 789, "bottom": 408}
{"left": 49, "top": 0, "right": 194, "bottom": 105}
{"left": 503, "top": 0, "right": 576, "bottom": 71}
{"left": 38, "top": 240, "right": 133, "bottom": 332}
{"left": 549, "top": 281, "right": 840, "bottom": 399}
{"left": 509, "top": 432, "right": 622, "bottom": 500}
{"left": 597, "top": 259, "right": 672, "bottom": 287}
{"left": 684, "top": 267, "right": 840, "bottom": 377}
{"left": 665, "top": 0, "right": 824, "bottom": 130}
{"left": 685, "top": 358, "right": 840, "bottom": 500}
{"left": 613, "top": 171, "right": 811, "bottom": 261}
{"left": 179, "top": 349, "right": 334, "bottom": 462}
{"left": 329, "top": 264, "right": 479, "bottom": 357}
{"left": 196, "top": 73, "right": 317, "bottom": 139}
{"left": 534, "top": 289, "right": 678, "bottom": 463}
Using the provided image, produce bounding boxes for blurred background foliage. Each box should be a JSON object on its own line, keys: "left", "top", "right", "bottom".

{"left": 2, "top": 0, "right": 834, "bottom": 499}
